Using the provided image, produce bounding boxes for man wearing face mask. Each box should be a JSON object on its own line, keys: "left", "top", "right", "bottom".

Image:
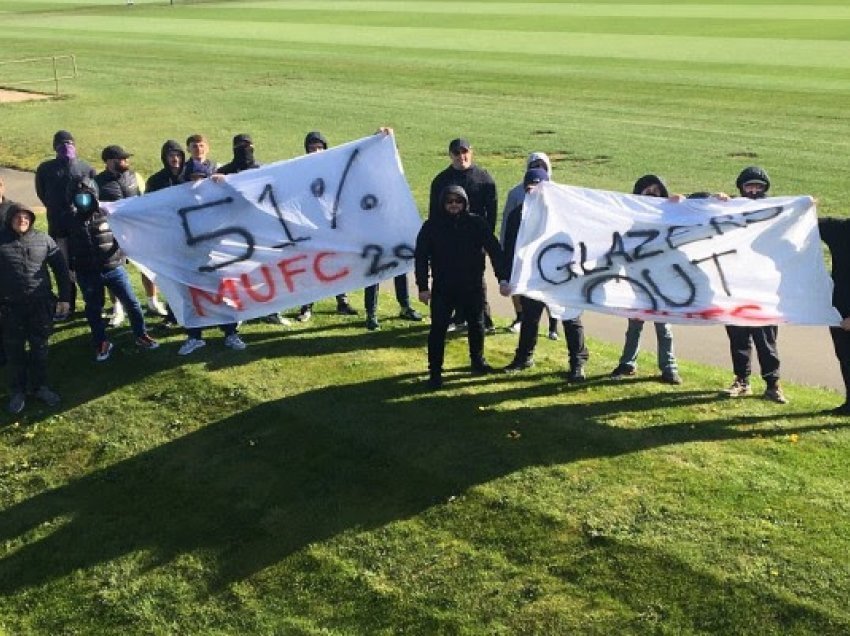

{"left": 34, "top": 130, "right": 96, "bottom": 320}
{"left": 723, "top": 166, "right": 786, "bottom": 404}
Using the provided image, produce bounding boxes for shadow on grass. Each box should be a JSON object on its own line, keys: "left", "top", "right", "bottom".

{"left": 0, "top": 372, "right": 846, "bottom": 629}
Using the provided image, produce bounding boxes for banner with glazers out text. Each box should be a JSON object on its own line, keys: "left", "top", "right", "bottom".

{"left": 510, "top": 182, "right": 840, "bottom": 326}
{"left": 104, "top": 133, "right": 421, "bottom": 328}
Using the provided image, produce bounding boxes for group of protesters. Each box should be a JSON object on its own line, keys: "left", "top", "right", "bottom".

{"left": 1, "top": 130, "right": 850, "bottom": 417}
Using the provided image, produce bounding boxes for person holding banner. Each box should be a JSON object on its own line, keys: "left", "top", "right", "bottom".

{"left": 500, "top": 152, "right": 560, "bottom": 339}
{"left": 67, "top": 178, "right": 160, "bottom": 362}
{"left": 500, "top": 169, "right": 589, "bottom": 382}
{"left": 723, "top": 166, "right": 786, "bottom": 404}
{"left": 415, "top": 185, "right": 506, "bottom": 389}
{"left": 609, "top": 175, "right": 682, "bottom": 384}
{"left": 817, "top": 216, "right": 850, "bottom": 415}
{"left": 294, "top": 131, "right": 360, "bottom": 323}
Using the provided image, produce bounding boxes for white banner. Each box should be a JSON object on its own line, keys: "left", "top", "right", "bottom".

{"left": 511, "top": 182, "right": 840, "bottom": 326}
{"left": 104, "top": 134, "right": 422, "bottom": 327}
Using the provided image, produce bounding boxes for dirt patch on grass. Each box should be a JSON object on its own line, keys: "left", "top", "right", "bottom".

{"left": 0, "top": 88, "right": 52, "bottom": 103}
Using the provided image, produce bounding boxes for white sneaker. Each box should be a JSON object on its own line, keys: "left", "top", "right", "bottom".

{"left": 224, "top": 334, "right": 247, "bottom": 350}
{"left": 109, "top": 302, "right": 126, "bottom": 327}
{"left": 148, "top": 297, "right": 168, "bottom": 317}
{"left": 509, "top": 319, "right": 522, "bottom": 334}
{"left": 178, "top": 337, "right": 206, "bottom": 356}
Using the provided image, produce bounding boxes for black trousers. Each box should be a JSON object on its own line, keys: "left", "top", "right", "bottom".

{"left": 428, "top": 288, "right": 485, "bottom": 373}
{"left": 830, "top": 326, "right": 850, "bottom": 401}
{"left": 1, "top": 298, "right": 55, "bottom": 393}
{"left": 724, "top": 325, "right": 780, "bottom": 383}
{"left": 516, "top": 296, "right": 588, "bottom": 369}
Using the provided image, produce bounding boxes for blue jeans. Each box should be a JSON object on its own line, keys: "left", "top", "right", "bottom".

{"left": 618, "top": 319, "right": 677, "bottom": 373}
{"left": 364, "top": 274, "right": 410, "bottom": 317}
{"left": 77, "top": 266, "right": 147, "bottom": 345}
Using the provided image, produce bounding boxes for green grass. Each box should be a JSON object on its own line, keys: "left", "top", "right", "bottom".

{"left": 1, "top": 1, "right": 850, "bottom": 633}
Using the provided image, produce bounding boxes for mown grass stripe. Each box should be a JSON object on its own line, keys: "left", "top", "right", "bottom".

{"left": 5, "top": 16, "right": 850, "bottom": 69}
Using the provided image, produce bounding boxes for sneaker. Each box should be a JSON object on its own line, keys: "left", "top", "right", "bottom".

{"left": 224, "top": 334, "right": 247, "bottom": 350}
{"left": 366, "top": 315, "right": 380, "bottom": 331}
{"left": 452, "top": 320, "right": 467, "bottom": 332}
{"left": 8, "top": 392, "right": 25, "bottom": 414}
{"left": 135, "top": 334, "right": 160, "bottom": 350}
{"left": 485, "top": 325, "right": 498, "bottom": 335}
{"left": 178, "top": 337, "right": 206, "bottom": 356}
{"left": 824, "top": 402, "right": 850, "bottom": 416}
{"left": 147, "top": 297, "right": 168, "bottom": 317}
{"left": 109, "top": 303, "right": 126, "bottom": 327}
{"left": 263, "top": 313, "right": 291, "bottom": 326}
{"left": 609, "top": 364, "right": 636, "bottom": 380}
{"left": 399, "top": 306, "right": 422, "bottom": 321}
{"left": 446, "top": 322, "right": 457, "bottom": 333}
{"left": 503, "top": 358, "right": 534, "bottom": 373}
{"left": 95, "top": 341, "right": 114, "bottom": 362}
{"left": 763, "top": 383, "right": 788, "bottom": 404}
{"left": 471, "top": 360, "right": 494, "bottom": 375}
{"left": 296, "top": 309, "right": 312, "bottom": 323}
{"left": 428, "top": 373, "right": 443, "bottom": 390}
{"left": 566, "top": 366, "right": 586, "bottom": 383}
{"left": 661, "top": 371, "right": 683, "bottom": 385}
{"left": 547, "top": 330, "right": 559, "bottom": 341}
{"left": 33, "top": 385, "right": 60, "bottom": 406}
{"left": 508, "top": 318, "right": 522, "bottom": 334}
{"left": 724, "top": 377, "right": 752, "bottom": 397}
{"left": 337, "top": 303, "right": 358, "bottom": 316}
{"left": 53, "top": 310, "right": 70, "bottom": 323}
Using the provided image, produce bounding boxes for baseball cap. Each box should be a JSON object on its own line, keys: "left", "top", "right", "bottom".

{"left": 449, "top": 138, "right": 471, "bottom": 154}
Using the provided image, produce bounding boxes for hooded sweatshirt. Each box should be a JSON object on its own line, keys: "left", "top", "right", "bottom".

{"left": 429, "top": 161, "right": 498, "bottom": 232}
{"left": 0, "top": 204, "right": 71, "bottom": 303}
{"left": 415, "top": 185, "right": 505, "bottom": 295}
{"left": 146, "top": 140, "right": 187, "bottom": 193}
{"left": 34, "top": 152, "right": 96, "bottom": 238}
{"left": 500, "top": 152, "right": 552, "bottom": 243}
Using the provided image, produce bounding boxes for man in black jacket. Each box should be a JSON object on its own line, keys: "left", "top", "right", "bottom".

{"left": 34, "top": 130, "right": 96, "bottom": 319}
{"left": 0, "top": 204, "right": 72, "bottom": 413}
{"left": 146, "top": 140, "right": 186, "bottom": 193}
{"left": 67, "top": 178, "right": 159, "bottom": 362}
{"left": 428, "top": 138, "right": 498, "bottom": 332}
{"left": 723, "top": 166, "right": 786, "bottom": 404}
{"left": 501, "top": 169, "right": 590, "bottom": 382}
{"left": 415, "top": 185, "right": 505, "bottom": 389}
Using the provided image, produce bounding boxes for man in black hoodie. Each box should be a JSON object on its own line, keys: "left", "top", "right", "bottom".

{"left": 429, "top": 138, "right": 498, "bottom": 332}
{"left": 723, "top": 166, "right": 786, "bottom": 404}
{"left": 501, "top": 169, "right": 589, "bottom": 382}
{"left": 0, "top": 203, "right": 72, "bottom": 413}
{"left": 34, "top": 130, "right": 96, "bottom": 319}
{"left": 415, "top": 185, "right": 505, "bottom": 389}
{"left": 146, "top": 140, "right": 186, "bottom": 193}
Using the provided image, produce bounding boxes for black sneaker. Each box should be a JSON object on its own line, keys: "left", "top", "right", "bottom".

{"left": 566, "top": 366, "right": 586, "bottom": 383}
{"left": 471, "top": 361, "right": 494, "bottom": 375}
{"left": 366, "top": 315, "right": 380, "bottom": 331}
{"left": 399, "top": 306, "right": 423, "bottom": 321}
{"left": 503, "top": 358, "right": 534, "bottom": 373}
{"left": 609, "top": 364, "right": 636, "bottom": 380}
{"left": 661, "top": 371, "right": 683, "bottom": 385}
{"left": 337, "top": 303, "right": 358, "bottom": 316}
{"left": 34, "top": 385, "right": 60, "bottom": 406}
{"left": 8, "top": 392, "right": 25, "bottom": 414}
{"left": 428, "top": 373, "right": 443, "bottom": 390}
{"left": 824, "top": 402, "right": 850, "bottom": 416}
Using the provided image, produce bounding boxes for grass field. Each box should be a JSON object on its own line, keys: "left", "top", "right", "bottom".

{"left": 1, "top": 1, "right": 850, "bottom": 634}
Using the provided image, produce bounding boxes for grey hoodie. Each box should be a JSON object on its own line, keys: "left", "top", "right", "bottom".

{"left": 500, "top": 152, "right": 552, "bottom": 243}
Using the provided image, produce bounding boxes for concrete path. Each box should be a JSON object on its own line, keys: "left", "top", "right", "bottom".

{"left": 1, "top": 166, "right": 841, "bottom": 393}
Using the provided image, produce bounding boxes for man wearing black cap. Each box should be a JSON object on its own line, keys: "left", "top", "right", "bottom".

{"left": 34, "top": 130, "right": 96, "bottom": 319}
{"left": 500, "top": 169, "right": 589, "bottom": 381}
{"left": 0, "top": 203, "right": 72, "bottom": 413}
{"left": 415, "top": 185, "right": 505, "bottom": 389}
{"left": 429, "top": 138, "right": 498, "bottom": 332}
{"left": 723, "top": 166, "right": 786, "bottom": 404}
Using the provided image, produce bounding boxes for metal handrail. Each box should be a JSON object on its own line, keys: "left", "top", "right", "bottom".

{"left": 0, "top": 54, "right": 77, "bottom": 97}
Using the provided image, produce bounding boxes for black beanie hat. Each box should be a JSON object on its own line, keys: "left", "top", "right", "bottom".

{"left": 304, "top": 131, "right": 328, "bottom": 152}
{"left": 52, "top": 130, "right": 74, "bottom": 150}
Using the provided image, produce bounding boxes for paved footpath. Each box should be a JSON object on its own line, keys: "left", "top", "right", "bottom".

{"left": 2, "top": 166, "right": 841, "bottom": 393}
